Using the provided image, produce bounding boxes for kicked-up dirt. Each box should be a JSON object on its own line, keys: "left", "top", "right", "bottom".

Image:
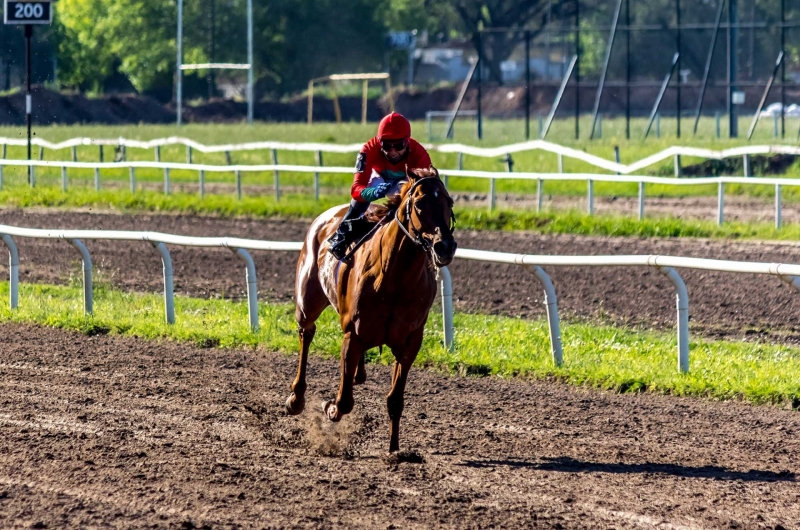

{"left": 0, "top": 323, "right": 797, "bottom": 528}
{"left": 3, "top": 209, "right": 800, "bottom": 342}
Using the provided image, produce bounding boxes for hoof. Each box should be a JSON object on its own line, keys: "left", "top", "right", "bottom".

{"left": 285, "top": 395, "right": 304, "bottom": 416}
{"left": 321, "top": 400, "right": 341, "bottom": 422}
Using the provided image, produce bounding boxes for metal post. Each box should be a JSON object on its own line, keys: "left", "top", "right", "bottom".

{"left": 728, "top": 0, "right": 738, "bottom": 138}
{"left": 247, "top": 0, "right": 253, "bottom": 124}
{"left": 694, "top": 0, "right": 726, "bottom": 135}
{"left": 62, "top": 166, "right": 67, "bottom": 191}
{"left": 525, "top": 30, "right": 531, "bottom": 140}
{"left": 129, "top": 167, "right": 135, "bottom": 193}
{"left": 199, "top": 170, "right": 205, "bottom": 198}
{"left": 152, "top": 242, "right": 175, "bottom": 324}
{"left": 439, "top": 266, "right": 454, "bottom": 351}
{"left": 0, "top": 165, "right": 3, "bottom": 190}
{"left": 164, "top": 168, "right": 170, "bottom": 195}
{"left": 575, "top": 0, "right": 581, "bottom": 140}
{"left": 155, "top": 146, "right": 161, "bottom": 162}
{"left": 776, "top": 184, "right": 782, "bottom": 229}
{"left": 1, "top": 234, "right": 18, "bottom": 309}
{"left": 658, "top": 266, "right": 689, "bottom": 373}
{"left": 638, "top": 181, "right": 645, "bottom": 220}
{"left": 236, "top": 170, "right": 242, "bottom": 199}
{"left": 675, "top": 0, "right": 681, "bottom": 138}
{"left": 186, "top": 145, "right": 192, "bottom": 164}
{"left": 38, "top": 147, "right": 43, "bottom": 160}
{"left": 781, "top": 0, "right": 785, "bottom": 138}
{"left": 542, "top": 55, "right": 578, "bottom": 139}
{"left": 476, "top": 32, "right": 483, "bottom": 140}
{"left": 25, "top": 25, "right": 31, "bottom": 186}
{"left": 557, "top": 153, "right": 563, "bottom": 173}
{"left": 176, "top": 0, "right": 183, "bottom": 126}
{"left": 67, "top": 239, "right": 93, "bottom": 315}
{"left": 271, "top": 149, "right": 280, "bottom": 201}
{"left": 590, "top": 0, "right": 623, "bottom": 140}
{"left": 715, "top": 112, "right": 721, "bottom": 138}
{"left": 457, "top": 152, "right": 463, "bottom": 170}
{"left": 717, "top": 181, "right": 724, "bottom": 225}
{"left": 747, "top": 51, "right": 784, "bottom": 140}
{"left": 361, "top": 80, "right": 368, "bottom": 126}
{"left": 29, "top": 166, "right": 34, "bottom": 188}
{"left": 233, "top": 248, "right": 259, "bottom": 331}
{"left": 587, "top": 180, "right": 594, "bottom": 215}
{"left": 98, "top": 145, "right": 104, "bottom": 163}
{"left": 774, "top": 114, "right": 779, "bottom": 137}
{"left": 71, "top": 146, "right": 77, "bottom": 162}
{"left": 94, "top": 167, "right": 100, "bottom": 190}
{"left": 614, "top": 145, "right": 621, "bottom": 174}
{"left": 644, "top": 54, "right": 679, "bottom": 139}
{"left": 314, "top": 151, "right": 322, "bottom": 201}
{"left": 674, "top": 154, "right": 682, "bottom": 178}
{"left": 537, "top": 179, "right": 543, "bottom": 212}
{"left": 489, "top": 178, "right": 496, "bottom": 211}
{"left": 225, "top": 151, "right": 231, "bottom": 165}
{"left": 625, "top": 0, "right": 631, "bottom": 139}
{"left": 743, "top": 154, "right": 750, "bottom": 177}
{"left": 526, "top": 265, "right": 563, "bottom": 366}
{"left": 538, "top": 114, "right": 543, "bottom": 136}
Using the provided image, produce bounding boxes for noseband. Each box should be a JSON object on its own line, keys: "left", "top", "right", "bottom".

{"left": 393, "top": 177, "right": 456, "bottom": 255}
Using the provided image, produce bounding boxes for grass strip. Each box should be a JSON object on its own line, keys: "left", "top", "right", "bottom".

{"left": 2, "top": 187, "right": 800, "bottom": 241}
{"left": 1, "top": 281, "right": 799, "bottom": 407}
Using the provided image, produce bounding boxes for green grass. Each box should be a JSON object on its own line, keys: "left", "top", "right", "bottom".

{"left": 2, "top": 280, "right": 799, "bottom": 407}
{"left": 2, "top": 186, "right": 800, "bottom": 241}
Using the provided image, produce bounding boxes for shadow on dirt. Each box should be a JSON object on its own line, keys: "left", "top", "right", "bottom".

{"left": 459, "top": 456, "right": 796, "bottom": 482}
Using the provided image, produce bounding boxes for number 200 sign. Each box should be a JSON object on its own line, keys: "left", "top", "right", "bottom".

{"left": 4, "top": 0, "right": 52, "bottom": 24}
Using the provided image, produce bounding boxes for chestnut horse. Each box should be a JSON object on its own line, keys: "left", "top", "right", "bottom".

{"left": 286, "top": 168, "right": 457, "bottom": 453}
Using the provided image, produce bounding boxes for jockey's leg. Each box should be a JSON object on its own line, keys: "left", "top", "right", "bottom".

{"left": 386, "top": 326, "right": 424, "bottom": 453}
{"left": 328, "top": 199, "right": 369, "bottom": 259}
{"left": 323, "top": 332, "right": 365, "bottom": 422}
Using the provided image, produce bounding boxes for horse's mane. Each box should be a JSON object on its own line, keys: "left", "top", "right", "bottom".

{"left": 363, "top": 180, "right": 412, "bottom": 222}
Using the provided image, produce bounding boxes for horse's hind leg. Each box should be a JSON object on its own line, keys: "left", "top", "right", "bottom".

{"left": 386, "top": 327, "right": 424, "bottom": 453}
{"left": 286, "top": 278, "right": 328, "bottom": 415}
{"left": 323, "top": 332, "right": 365, "bottom": 422}
{"left": 354, "top": 351, "right": 367, "bottom": 385}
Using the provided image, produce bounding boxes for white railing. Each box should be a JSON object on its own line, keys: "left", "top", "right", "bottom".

{"left": 3, "top": 223, "right": 800, "bottom": 374}
{"left": 1, "top": 158, "right": 798, "bottom": 227}
{"left": 3, "top": 135, "right": 800, "bottom": 175}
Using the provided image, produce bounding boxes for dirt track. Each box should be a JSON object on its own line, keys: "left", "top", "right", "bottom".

{"left": 0, "top": 322, "right": 797, "bottom": 528}
{"left": 4, "top": 209, "right": 800, "bottom": 342}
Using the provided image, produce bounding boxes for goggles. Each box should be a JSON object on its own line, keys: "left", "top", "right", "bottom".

{"left": 380, "top": 139, "right": 407, "bottom": 151}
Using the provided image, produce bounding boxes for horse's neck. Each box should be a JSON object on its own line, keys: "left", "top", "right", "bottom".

{"left": 373, "top": 209, "right": 431, "bottom": 287}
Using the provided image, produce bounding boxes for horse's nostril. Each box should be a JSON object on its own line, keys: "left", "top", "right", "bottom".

{"left": 434, "top": 238, "right": 456, "bottom": 258}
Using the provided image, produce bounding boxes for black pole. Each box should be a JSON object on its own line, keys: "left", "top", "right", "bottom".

{"left": 676, "top": 0, "right": 681, "bottom": 138}
{"left": 727, "top": 0, "right": 738, "bottom": 138}
{"left": 25, "top": 24, "right": 32, "bottom": 172}
{"left": 477, "top": 31, "right": 483, "bottom": 140}
{"left": 208, "top": 0, "right": 216, "bottom": 99}
{"left": 692, "top": 0, "right": 725, "bottom": 135}
{"left": 525, "top": 30, "right": 531, "bottom": 140}
{"left": 625, "top": 0, "right": 631, "bottom": 139}
{"left": 575, "top": 0, "right": 580, "bottom": 140}
{"left": 781, "top": 0, "right": 785, "bottom": 138}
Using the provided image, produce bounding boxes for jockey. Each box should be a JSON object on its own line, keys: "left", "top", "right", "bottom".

{"left": 327, "top": 112, "right": 433, "bottom": 260}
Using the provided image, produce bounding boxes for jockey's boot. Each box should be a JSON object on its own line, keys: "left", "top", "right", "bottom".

{"left": 328, "top": 224, "right": 350, "bottom": 260}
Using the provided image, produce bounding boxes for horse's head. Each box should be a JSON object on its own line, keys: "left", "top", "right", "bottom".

{"left": 394, "top": 166, "right": 457, "bottom": 268}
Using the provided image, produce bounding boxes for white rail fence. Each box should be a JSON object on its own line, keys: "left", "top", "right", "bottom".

{"left": 3, "top": 224, "right": 800, "bottom": 374}
{"left": 3, "top": 136, "right": 800, "bottom": 175}
{"left": 0, "top": 158, "right": 798, "bottom": 227}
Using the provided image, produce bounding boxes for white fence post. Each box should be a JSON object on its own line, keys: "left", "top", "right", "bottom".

{"left": 525, "top": 265, "right": 563, "bottom": 367}
{"left": 638, "top": 181, "right": 645, "bottom": 220}
{"left": 743, "top": 154, "right": 750, "bottom": 177}
{"left": 186, "top": 145, "right": 193, "bottom": 164}
{"left": 674, "top": 154, "right": 682, "bottom": 178}
{"left": 94, "top": 167, "right": 101, "bottom": 190}
{"left": 129, "top": 167, "right": 136, "bottom": 193}
{"left": 1, "top": 234, "right": 18, "bottom": 309}
{"left": 271, "top": 149, "right": 281, "bottom": 201}
{"left": 29, "top": 166, "right": 34, "bottom": 188}
{"left": 587, "top": 179, "right": 594, "bottom": 215}
{"left": 314, "top": 150, "right": 322, "bottom": 201}
{"left": 657, "top": 265, "right": 689, "bottom": 373}
{"left": 67, "top": 239, "right": 93, "bottom": 315}
{"left": 776, "top": 184, "right": 782, "bottom": 229}
{"left": 164, "top": 168, "right": 171, "bottom": 195}
{"left": 537, "top": 178, "right": 543, "bottom": 213}
{"left": 236, "top": 170, "right": 242, "bottom": 199}
{"left": 62, "top": 166, "right": 68, "bottom": 191}
{"left": 0, "top": 164, "right": 3, "bottom": 191}
{"left": 232, "top": 247, "right": 259, "bottom": 332}
{"left": 199, "top": 170, "right": 205, "bottom": 198}
{"left": 152, "top": 242, "right": 175, "bottom": 324}
{"left": 717, "top": 181, "right": 725, "bottom": 225}
{"left": 439, "top": 266, "right": 454, "bottom": 351}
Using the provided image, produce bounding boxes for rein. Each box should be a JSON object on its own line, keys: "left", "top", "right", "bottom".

{"left": 393, "top": 176, "right": 456, "bottom": 256}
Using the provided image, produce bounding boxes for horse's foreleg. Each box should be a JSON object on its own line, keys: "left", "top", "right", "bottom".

{"left": 387, "top": 328, "right": 424, "bottom": 453}
{"left": 323, "top": 332, "right": 364, "bottom": 422}
{"left": 354, "top": 351, "right": 367, "bottom": 385}
{"left": 286, "top": 325, "right": 316, "bottom": 415}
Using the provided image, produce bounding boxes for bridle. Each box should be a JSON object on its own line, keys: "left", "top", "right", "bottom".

{"left": 393, "top": 177, "right": 456, "bottom": 255}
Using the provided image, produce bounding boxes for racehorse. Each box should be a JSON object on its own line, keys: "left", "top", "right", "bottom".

{"left": 286, "top": 167, "right": 457, "bottom": 453}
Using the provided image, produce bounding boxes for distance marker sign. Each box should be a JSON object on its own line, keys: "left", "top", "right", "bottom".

{"left": 4, "top": 1, "right": 52, "bottom": 24}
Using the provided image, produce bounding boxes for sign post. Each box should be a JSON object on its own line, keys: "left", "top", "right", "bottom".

{"left": 4, "top": 0, "right": 52, "bottom": 185}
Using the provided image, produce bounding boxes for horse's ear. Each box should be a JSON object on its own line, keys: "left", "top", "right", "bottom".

{"left": 408, "top": 166, "right": 440, "bottom": 180}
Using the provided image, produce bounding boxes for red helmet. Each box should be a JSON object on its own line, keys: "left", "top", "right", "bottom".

{"left": 377, "top": 112, "right": 411, "bottom": 141}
